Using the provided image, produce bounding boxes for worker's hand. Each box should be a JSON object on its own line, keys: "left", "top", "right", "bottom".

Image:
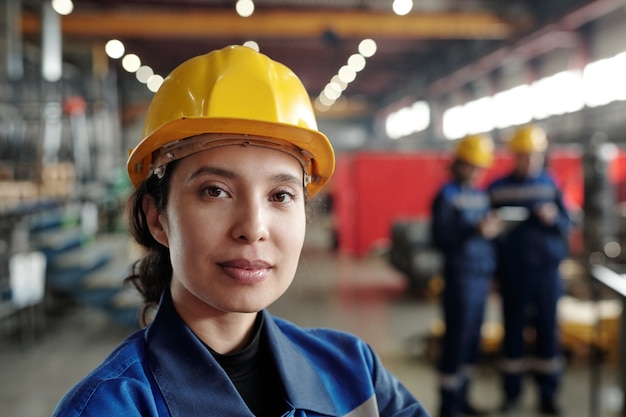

{"left": 479, "top": 211, "right": 503, "bottom": 239}
{"left": 535, "top": 202, "right": 558, "bottom": 225}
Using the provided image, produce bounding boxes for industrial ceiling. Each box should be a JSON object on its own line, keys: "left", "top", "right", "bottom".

{"left": 18, "top": 0, "right": 618, "bottom": 117}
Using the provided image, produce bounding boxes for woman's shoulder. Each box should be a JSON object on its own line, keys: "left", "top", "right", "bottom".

{"left": 81, "top": 329, "right": 149, "bottom": 379}
{"left": 52, "top": 330, "right": 162, "bottom": 417}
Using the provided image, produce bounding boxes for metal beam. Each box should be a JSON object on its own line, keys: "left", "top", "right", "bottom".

{"left": 21, "top": 9, "right": 525, "bottom": 40}
{"left": 426, "top": 0, "right": 626, "bottom": 97}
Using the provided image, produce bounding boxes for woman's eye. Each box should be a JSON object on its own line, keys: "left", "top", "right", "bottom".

{"left": 272, "top": 190, "right": 296, "bottom": 203}
{"left": 203, "top": 186, "right": 227, "bottom": 198}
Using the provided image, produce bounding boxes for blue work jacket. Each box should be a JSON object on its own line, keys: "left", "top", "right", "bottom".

{"left": 52, "top": 290, "right": 429, "bottom": 417}
{"left": 431, "top": 181, "right": 496, "bottom": 276}
{"left": 488, "top": 170, "right": 570, "bottom": 268}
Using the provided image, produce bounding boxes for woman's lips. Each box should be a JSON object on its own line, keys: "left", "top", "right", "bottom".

{"left": 219, "top": 259, "right": 272, "bottom": 284}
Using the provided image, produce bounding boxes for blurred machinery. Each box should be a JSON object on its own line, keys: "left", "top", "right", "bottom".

{"left": 582, "top": 132, "right": 619, "bottom": 262}
{"left": 580, "top": 132, "right": 624, "bottom": 417}
{"left": 0, "top": 0, "right": 136, "bottom": 343}
{"left": 388, "top": 219, "right": 443, "bottom": 295}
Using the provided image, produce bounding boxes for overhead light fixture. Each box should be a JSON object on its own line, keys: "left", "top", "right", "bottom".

{"left": 337, "top": 66, "right": 356, "bottom": 84}
{"left": 392, "top": 0, "right": 413, "bottom": 16}
{"left": 316, "top": 39, "right": 378, "bottom": 111}
{"left": 105, "top": 39, "right": 125, "bottom": 59}
{"left": 243, "top": 40, "right": 260, "bottom": 52}
{"left": 51, "top": 0, "right": 73, "bottom": 15}
{"left": 236, "top": 0, "right": 254, "bottom": 17}
{"left": 358, "top": 39, "right": 377, "bottom": 58}
{"left": 136, "top": 66, "right": 154, "bottom": 84}
{"left": 347, "top": 54, "right": 366, "bottom": 72}
{"left": 147, "top": 75, "right": 164, "bottom": 93}
{"left": 121, "top": 54, "right": 141, "bottom": 73}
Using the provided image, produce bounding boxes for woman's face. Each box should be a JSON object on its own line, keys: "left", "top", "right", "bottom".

{"left": 146, "top": 144, "right": 306, "bottom": 317}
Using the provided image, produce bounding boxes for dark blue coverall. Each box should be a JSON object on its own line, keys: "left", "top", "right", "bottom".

{"left": 431, "top": 181, "right": 497, "bottom": 417}
{"left": 488, "top": 170, "right": 570, "bottom": 406}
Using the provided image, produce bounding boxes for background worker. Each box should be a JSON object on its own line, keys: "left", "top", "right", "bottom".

{"left": 431, "top": 134, "right": 502, "bottom": 417}
{"left": 487, "top": 124, "right": 571, "bottom": 416}
{"left": 52, "top": 45, "right": 430, "bottom": 417}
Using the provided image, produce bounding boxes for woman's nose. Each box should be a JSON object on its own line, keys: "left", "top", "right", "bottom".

{"left": 231, "top": 198, "right": 270, "bottom": 243}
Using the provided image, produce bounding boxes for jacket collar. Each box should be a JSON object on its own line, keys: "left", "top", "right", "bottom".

{"left": 263, "top": 309, "right": 337, "bottom": 415}
{"left": 145, "top": 290, "right": 337, "bottom": 416}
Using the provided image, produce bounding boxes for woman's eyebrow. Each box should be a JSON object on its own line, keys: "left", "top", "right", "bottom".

{"left": 190, "top": 166, "right": 301, "bottom": 185}
{"left": 272, "top": 173, "right": 302, "bottom": 186}
{"left": 188, "top": 166, "right": 236, "bottom": 181}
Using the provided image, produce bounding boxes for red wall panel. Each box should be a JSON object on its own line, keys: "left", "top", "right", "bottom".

{"left": 333, "top": 148, "right": 592, "bottom": 257}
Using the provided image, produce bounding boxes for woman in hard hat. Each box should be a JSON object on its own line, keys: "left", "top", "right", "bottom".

{"left": 52, "top": 45, "right": 429, "bottom": 417}
{"left": 430, "top": 134, "right": 502, "bottom": 417}
{"left": 487, "top": 124, "right": 571, "bottom": 416}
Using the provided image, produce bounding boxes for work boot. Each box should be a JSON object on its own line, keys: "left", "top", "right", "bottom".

{"left": 499, "top": 398, "right": 520, "bottom": 414}
{"left": 460, "top": 403, "right": 489, "bottom": 416}
{"left": 539, "top": 398, "right": 561, "bottom": 416}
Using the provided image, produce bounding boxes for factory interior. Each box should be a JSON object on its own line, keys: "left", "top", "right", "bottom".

{"left": 2, "top": 0, "right": 626, "bottom": 416}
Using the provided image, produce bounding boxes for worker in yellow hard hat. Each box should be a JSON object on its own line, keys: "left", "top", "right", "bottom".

{"left": 454, "top": 133, "right": 495, "bottom": 169}
{"left": 52, "top": 45, "right": 430, "bottom": 417}
{"left": 506, "top": 124, "right": 549, "bottom": 180}
{"left": 431, "top": 133, "right": 502, "bottom": 417}
{"left": 487, "top": 124, "right": 571, "bottom": 415}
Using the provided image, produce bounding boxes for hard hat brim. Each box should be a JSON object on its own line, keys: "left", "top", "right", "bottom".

{"left": 127, "top": 117, "right": 335, "bottom": 197}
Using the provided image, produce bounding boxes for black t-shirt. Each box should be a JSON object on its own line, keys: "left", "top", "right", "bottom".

{"left": 209, "top": 314, "right": 288, "bottom": 417}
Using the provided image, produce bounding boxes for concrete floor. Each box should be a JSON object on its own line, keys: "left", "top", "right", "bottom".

{"left": 0, "top": 219, "right": 622, "bottom": 417}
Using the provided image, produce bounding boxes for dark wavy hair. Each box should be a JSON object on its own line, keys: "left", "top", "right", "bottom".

{"left": 124, "top": 160, "right": 179, "bottom": 325}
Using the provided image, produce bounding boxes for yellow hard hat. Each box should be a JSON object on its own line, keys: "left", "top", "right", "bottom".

{"left": 455, "top": 133, "right": 494, "bottom": 168}
{"left": 508, "top": 124, "right": 548, "bottom": 154}
{"left": 127, "top": 45, "right": 335, "bottom": 197}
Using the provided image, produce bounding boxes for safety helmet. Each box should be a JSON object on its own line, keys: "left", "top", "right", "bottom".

{"left": 508, "top": 124, "right": 548, "bottom": 154}
{"left": 455, "top": 133, "right": 494, "bottom": 168}
{"left": 127, "top": 45, "right": 335, "bottom": 197}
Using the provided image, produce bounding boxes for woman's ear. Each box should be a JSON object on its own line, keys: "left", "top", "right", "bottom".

{"left": 142, "top": 194, "right": 170, "bottom": 247}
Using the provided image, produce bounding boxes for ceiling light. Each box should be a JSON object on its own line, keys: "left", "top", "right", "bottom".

{"left": 105, "top": 40, "right": 125, "bottom": 59}
{"left": 51, "top": 0, "right": 73, "bottom": 15}
{"left": 243, "top": 40, "right": 259, "bottom": 51}
{"left": 317, "top": 94, "right": 335, "bottom": 107}
{"left": 347, "top": 54, "right": 366, "bottom": 72}
{"left": 136, "top": 66, "right": 154, "bottom": 84}
{"left": 330, "top": 75, "right": 348, "bottom": 91}
{"left": 324, "top": 84, "right": 341, "bottom": 100}
{"left": 317, "top": 38, "right": 376, "bottom": 110}
{"left": 147, "top": 75, "right": 164, "bottom": 93}
{"left": 392, "top": 0, "right": 413, "bottom": 16}
{"left": 358, "top": 39, "right": 377, "bottom": 58}
{"left": 122, "top": 54, "right": 141, "bottom": 73}
{"left": 236, "top": 0, "right": 254, "bottom": 17}
{"left": 338, "top": 65, "right": 356, "bottom": 83}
